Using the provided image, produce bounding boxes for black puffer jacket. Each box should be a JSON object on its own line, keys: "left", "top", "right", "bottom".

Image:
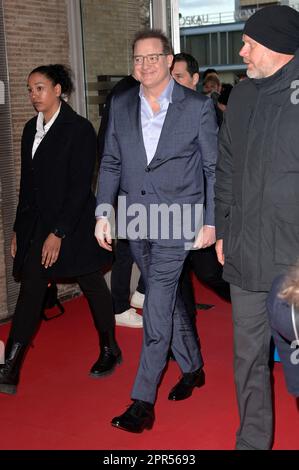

{"left": 215, "top": 50, "right": 299, "bottom": 291}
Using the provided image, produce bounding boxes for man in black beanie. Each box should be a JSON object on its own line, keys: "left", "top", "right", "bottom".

{"left": 215, "top": 5, "right": 299, "bottom": 450}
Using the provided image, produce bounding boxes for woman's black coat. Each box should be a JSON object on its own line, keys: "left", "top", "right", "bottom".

{"left": 13, "top": 100, "right": 111, "bottom": 279}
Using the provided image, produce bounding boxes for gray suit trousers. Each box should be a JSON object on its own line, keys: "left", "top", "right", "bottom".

{"left": 130, "top": 240, "right": 203, "bottom": 404}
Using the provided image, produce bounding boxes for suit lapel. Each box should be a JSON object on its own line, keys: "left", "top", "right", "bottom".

{"left": 26, "top": 124, "right": 36, "bottom": 160}
{"left": 22, "top": 118, "right": 37, "bottom": 166}
{"left": 149, "top": 82, "right": 185, "bottom": 167}
{"left": 32, "top": 125, "right": 55, "bottom": 160}
{"left": 127, "top": 81, "right": 186, "bottom": 167}
{"left": 127, "top": 88, "right": 148, "bottom": 166}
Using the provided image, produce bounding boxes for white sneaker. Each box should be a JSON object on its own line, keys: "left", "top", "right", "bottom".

{"left": 115, "top": 308, "right": 143, "bottom": 328}
{"left": 130, "top": 290, "right": 145, "bottom": 309}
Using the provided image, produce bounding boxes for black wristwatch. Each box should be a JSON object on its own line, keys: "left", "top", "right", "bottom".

{"left": 52, "top": 228, "right": 66, "bottom": 239}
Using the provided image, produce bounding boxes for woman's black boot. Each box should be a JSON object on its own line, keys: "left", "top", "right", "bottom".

{"left": 89, "top": 329, "right": 122, "bottom": 378}
{"left": 0, "top": 341, "right": 28, "bottom": 395}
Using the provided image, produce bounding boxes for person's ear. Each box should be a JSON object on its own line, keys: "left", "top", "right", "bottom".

{"left": 167, "top": 54, "right": 174, "bottom": 69}
{"left": 192, "top": 72, "right": 200, "bottom": 87}
{"left": 54, "top": 83, "right": 62, "bottom": 98}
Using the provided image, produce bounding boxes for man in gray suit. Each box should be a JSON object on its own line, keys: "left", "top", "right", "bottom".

{"left": 95, "top": 29, "right": 218, "bottom": 433}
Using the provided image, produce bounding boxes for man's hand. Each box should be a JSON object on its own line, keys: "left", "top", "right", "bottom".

{"left": 11, "top": 233, "right": 17, "bottom": 258}
{"left": 42, "top": 233, "right": 62, "bottom": 268}
{"left": 193, "top": 225, "right": 216, "bottom": 249}
{"left": 95, "top": 218, "right": 112, "bottom": 251}
{"left": 215, "top": 239, "right": 225, "bottom": 266}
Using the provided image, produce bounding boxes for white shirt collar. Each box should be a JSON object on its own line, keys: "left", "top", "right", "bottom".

{"left": 32, "top": 103, "right": 61, "bottom": 158}
{"left": 36, "top": 102, "right": 61, "bottom": 134}
{"left": 139, "top": 78, "right": 174, "bottom": 106}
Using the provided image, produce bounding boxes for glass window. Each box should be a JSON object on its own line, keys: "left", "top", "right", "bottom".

{"left": 80, "top": 0, "right": 151, "bottom": 132}
{"left": 228, "top": 30, "right": 243, "bottom": 64}
{"left": 178, "top": 0, "right": 246, "bottom": 70}
{"left": 211, "top": 32, "right": 218, "bottom": 65}
{"left": 184, "top": 34, "right": 209, "bottom": 67}
{"left": 220, "top": 32, "right": 227, "bottom": 65}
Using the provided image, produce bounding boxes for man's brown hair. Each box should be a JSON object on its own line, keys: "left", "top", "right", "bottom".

{"left": 132, "top": 29, "right": 173, "bottom": 55}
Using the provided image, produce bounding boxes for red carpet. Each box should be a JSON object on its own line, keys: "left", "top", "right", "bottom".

{"left": 0, "top": 278, "right": 298, "bottom": 450}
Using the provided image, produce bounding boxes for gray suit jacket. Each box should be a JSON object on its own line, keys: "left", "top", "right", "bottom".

{"left": 96, "top": 81, "right": 218, "bottom": 245}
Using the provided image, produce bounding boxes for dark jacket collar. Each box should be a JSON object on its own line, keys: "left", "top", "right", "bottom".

{"left": 251, "top": 48, "right": 299, "bottom": 93}
{"left": 171, "top": 80, "right": 187, "bottom": 103}
{"left": 30, "top": 99, "right": 77, "bottom": 127}
{"left": 54, "top": 99, "right": 78, "bottom": 123}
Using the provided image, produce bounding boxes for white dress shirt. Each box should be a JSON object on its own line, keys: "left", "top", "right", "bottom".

{"left": 32, "top": 104, "right": 61, "bottom": 158}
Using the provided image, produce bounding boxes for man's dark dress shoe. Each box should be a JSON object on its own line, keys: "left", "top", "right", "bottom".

{"left": 111, "top": 400, "right": 154, "bottom": 433}
{"left": 168, "top": 368, "right": 205, "bottom": 401}
{"left": 89, "top": 347, "right": 122, "bottom": 378}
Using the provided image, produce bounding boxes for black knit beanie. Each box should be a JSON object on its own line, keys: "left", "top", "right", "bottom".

{"left": 243, "top": 5, "right": 299, "bottom": 55}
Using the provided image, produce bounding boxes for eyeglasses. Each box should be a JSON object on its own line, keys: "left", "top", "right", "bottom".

{"left": 133, "top": 53, "right": 167, "bottom": 65}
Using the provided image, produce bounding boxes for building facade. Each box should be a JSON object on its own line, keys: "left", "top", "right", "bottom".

{"left": 0, "top": 0, "right": 71, "bottom": 320}
{"left": 1, "top": 0, "right": 298, "bottom": 320}
{"left": 179, "top": 0, "right": 298, "bottom": 82}
{"left": 0, "top": 0, "right": 164, "bottom": 320}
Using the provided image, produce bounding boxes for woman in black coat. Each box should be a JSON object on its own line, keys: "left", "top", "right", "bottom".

{"left": 0, "top": 64, "right": 121, "bottom": 395}
{"left": 267, "top": 268, "right": 299, "bottom": 397}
